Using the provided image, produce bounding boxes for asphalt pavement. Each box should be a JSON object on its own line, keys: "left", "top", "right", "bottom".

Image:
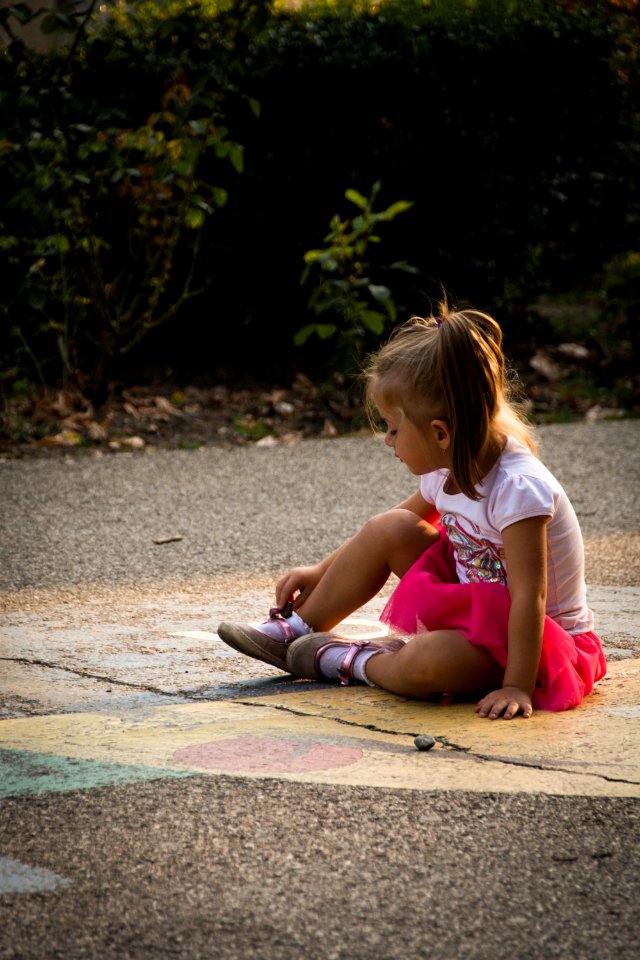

{"left": 0, "top": 419, "right": 639, "bottom": 959}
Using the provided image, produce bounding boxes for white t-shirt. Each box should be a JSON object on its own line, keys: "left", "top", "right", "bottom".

{"left": 419, "top": 436, "right": 594, "bottom": 634}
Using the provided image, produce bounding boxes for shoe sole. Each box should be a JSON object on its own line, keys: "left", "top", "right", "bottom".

{"left": 217, "top": 621, "right": 289, "bottom": 671}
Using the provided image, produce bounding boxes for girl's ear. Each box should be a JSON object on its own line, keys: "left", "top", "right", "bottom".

{"left": 430, "top": 419, "right": 451, "bottom": 450}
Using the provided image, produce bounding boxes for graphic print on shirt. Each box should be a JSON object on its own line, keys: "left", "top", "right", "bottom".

{"left": 440, "top": 513, "right": 507, "bottom": 584}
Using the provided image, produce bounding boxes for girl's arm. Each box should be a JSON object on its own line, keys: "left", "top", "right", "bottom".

{"left": 394, "top": 489, "right": 440, "bottom": 524}
{"left": 475, "top": 514, "right": 549, "bottom": 720}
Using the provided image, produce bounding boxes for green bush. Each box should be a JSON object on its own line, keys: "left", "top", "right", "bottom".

{"left": 0, "top": 0, "right": 264, "bottom": 400}
{"left": 1, "top": 0, "right": 637, "bottom": 411}
{"left": 298, "top": 181, "right": 417, "bottom": 374}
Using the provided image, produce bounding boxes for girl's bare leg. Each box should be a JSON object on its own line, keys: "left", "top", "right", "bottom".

{"left": 365, "top": 630, "right": 504, "bottom": 697}
{"left": 297, "top": 510, "right": 439, "bottom": 632}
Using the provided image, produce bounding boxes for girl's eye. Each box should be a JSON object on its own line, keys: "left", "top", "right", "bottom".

{"left": 387, "top": 428, "right": 397, "bottom": 438}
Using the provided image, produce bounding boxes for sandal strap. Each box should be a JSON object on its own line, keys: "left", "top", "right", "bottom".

{"left": 338, "top": 640, "right": 372, "bottom": 686}
{"left": 311, "top": 638, "right": 373, "bottom": 686}
{"left": 268, "top": 607, "right": 295, "bottom": 642}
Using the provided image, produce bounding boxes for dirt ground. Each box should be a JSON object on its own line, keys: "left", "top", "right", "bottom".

{"left": 0, "top": 372, "right": 368, "bottom": 459}
{"left": 0, "top": 345, "right": 634, "bottom": 460}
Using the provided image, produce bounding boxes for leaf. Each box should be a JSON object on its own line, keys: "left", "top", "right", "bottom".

{"left": 368, "top": 284, "right": 391, "bottom": 302}
{"left": 188, "top": 119, "right": 208, "bottom": 136}
{"left": 316, "top": 323, "right": 337, "bottom": 339}
{"left": 389, "top": 260, "right": 420, "bottom": 274}
{"left": 380, "top": 200, "right": 414, "bottom": 220}
{"left": 359, "top": 310, "right": 386, "bottom": 335}
{"left": 314, "top": 296, "right": 347, "bottom": 316}
{"left": 228, "top": 143, "right": 244, "bottom": 174}
{"left": 39, "top": 429, "right": 83, "bottom": 447}
{"left": 304, "top": 250, "right": 339, "bottom": 271}
{"left": 211, "top": 187, "right": 228, "bottom": 207}
{"left": 39, "top": 13, "right": 59, "bottom": 34}
{"left": 294, "top": 323, "right": 336, "bottom": 346}
{"left": 54, "top": 235, "right": 70, "bottom": 254}
{"left": 184, "top": 207, "right": 205, "bottom": 229}
{"left": 345, "top": 189, "right": 368, "bottom": 210}
{"left": 293, "top": 324, "right": 316, "bottom": 346}
{"left": 175, "top": 138, "right": 199, "bottom": 175}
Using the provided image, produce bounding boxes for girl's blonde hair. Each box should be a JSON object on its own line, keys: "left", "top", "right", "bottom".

{"left": 363, "top": 299, "right": 537, "bottom": 500}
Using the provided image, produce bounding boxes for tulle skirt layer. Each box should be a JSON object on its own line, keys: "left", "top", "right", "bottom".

{"left": 380, "top": 530, "right": 607, "bottom": 712}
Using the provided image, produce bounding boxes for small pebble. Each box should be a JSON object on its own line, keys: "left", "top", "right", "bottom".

{"left": 414, "top": 735, "right": 436, "bottom": 751}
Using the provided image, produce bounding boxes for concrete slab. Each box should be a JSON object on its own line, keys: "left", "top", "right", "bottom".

{"left": 0, "top": 660, "right": 637, "bottom": 799}
{"left": 2, "top": 586, "right": 637, "bottom": 717}
{"left": 0, "top": 598, "right": 398, "bottom": 716}
{"left": 1, "top": 424, "right": 638, "bottom": 960}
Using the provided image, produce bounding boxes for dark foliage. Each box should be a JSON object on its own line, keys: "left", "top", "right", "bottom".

{"left": 1, "top": 0, "right": 638, "bottom": 419}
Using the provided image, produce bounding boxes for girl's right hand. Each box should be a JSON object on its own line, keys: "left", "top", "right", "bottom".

{"left": 475, "top": 685, "right": 533, "bottom": 720}
{"left": 275, "top": 565, "right": 323, "bottom": 611}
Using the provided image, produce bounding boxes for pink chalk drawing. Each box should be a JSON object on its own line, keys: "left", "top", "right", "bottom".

{"left": 173, "top": 737, "right": 362, "bottom": 773}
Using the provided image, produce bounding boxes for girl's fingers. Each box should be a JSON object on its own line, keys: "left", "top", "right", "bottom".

{"left": 275, "top": 583, "right": 296, "bottom": 609}
{"left": 497, "top": 700, "right": 532, "bottom": 720}
{"left": 501, "top": 701, "right": 520, "bottom": 719}
{"left": 477, "top": 688, "right": 533, "bottom": 720}
{"left": 488, "top": 700, "right": 509, "bottom": 719}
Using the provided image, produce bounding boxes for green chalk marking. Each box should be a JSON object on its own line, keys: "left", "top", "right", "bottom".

{"left": 0, "top": 748, "right": 192, "bottom": 797}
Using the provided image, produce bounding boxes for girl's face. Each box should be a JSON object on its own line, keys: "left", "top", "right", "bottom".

{"left": 377, "top": 400, "right": 450, "bottom": 476}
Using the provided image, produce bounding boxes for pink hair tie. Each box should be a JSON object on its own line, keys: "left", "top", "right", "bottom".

{"left": 435, "top": 316, "right": 443, "bottom": 328}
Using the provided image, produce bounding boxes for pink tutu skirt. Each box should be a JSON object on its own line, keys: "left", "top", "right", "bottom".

{"left": 380, "top": 529, "right": 607, "bottom": 712}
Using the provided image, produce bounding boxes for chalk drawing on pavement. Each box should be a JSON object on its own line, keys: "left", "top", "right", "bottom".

{"left": 173, "top": 737, "right": 362, "bottom": 774}
{"left": 0, "top": 748, "right": 191, "bottom": 798}
{"left": 0, "top": 857, "right": 71, "bottom": 895}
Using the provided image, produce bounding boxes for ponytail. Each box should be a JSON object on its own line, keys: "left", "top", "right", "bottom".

{"left": 437, "top": 307, "right": 505, "bottom": 499}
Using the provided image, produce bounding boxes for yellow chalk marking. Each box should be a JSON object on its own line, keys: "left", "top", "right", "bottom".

{"left": 0, "top": 661, "right": 637, "bottom": 798}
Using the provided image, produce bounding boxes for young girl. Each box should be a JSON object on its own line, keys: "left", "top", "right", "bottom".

{"left": 218, "top": 301, "right": 607, "bottom": 718}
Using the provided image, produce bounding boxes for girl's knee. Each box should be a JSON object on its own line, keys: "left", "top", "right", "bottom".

{"left": 360, "top": 511, "right": 440, "bottom": 577}
{"left": 364, "top": 509, "right": 438, "bottom": 539}
{"left": 396, "top": 633, "right": 447, "bottom": 689}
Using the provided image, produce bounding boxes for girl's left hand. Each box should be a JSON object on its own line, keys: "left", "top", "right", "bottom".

{"left": 475, "top": 686, "right": 533, "bottom": 720}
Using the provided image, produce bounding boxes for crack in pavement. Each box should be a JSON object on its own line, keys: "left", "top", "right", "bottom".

{"left": 240, "top": 699, "right": 640, "bottom": 787}
{"left": 4, "top": 658, "right": 638, "bottom": 787}
{"left": 0, "top": 656, "right": 177, "bottom": 698}
{"left": 1, "top": 657, "right": 310, "bottom": 702}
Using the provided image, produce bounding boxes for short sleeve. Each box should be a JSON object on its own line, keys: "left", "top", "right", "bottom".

{"left": 488, "top": 474, "right": 558, "bottom": 532}
{"left": 420, "top": 469, "right": 447, "bottom": 505}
